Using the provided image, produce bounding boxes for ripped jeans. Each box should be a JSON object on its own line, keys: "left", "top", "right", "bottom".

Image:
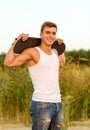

{"left": 30, "top": 100, "right": 64, "bottom": 130}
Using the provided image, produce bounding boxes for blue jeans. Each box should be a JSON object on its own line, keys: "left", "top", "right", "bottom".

{"left": 30, "top": 100, "right": 64, "bottom": 130}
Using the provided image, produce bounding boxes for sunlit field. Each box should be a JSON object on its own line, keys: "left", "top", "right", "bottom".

{"left": 0, "top": 50, "right": 90, "bottom": 129}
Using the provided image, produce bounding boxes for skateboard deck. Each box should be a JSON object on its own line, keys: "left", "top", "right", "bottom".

{"left": 14, "top": 37, "right": 66, "bottom": 55}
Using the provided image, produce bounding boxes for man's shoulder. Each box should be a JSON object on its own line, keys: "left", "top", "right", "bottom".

{"left": 23, "top": 47, "right": 39, "bottom": 57}
{"left": 52, "top": 48, "right": 58, "bottom": 56}
{"left": 23, "top": 47, "right": 38, "bottom": 53}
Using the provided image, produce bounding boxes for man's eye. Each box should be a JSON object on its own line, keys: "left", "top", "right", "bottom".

{"left": 46, "top": 31, "right": 50, "bottom": 34}
{"left": 52, "top": 32, "right": 56, "bottom": 35}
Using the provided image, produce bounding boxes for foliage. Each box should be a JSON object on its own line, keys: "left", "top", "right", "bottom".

{"left": 60, "top": 64, "right": 90, "bottom": 123}
{"left": 0, "top": 51, "right": 90, "bottom": 125}
{"left": 0, "top": 53, "right": 5, "bottom": 70}
{"left": 0, "top": 66, "right": 33, "bottom": 124}
{"left": 65, "top": 49, "right": 90, "bottom": 65}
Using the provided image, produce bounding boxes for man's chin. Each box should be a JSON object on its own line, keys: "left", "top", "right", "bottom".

{"left": 47, "top": 44, "right": 53, "bottom": 47}
{"left": 48, "top": 41, "right": 54, "bottom": 45}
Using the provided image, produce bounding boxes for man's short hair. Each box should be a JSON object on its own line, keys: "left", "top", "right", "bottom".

{"left": 40, "top": 21, "right": 57, "bottom": 32}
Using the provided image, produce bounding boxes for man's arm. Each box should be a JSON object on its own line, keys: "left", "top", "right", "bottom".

{"left": 56, "top": 38, "right": 66, "bottom": 67}
{"left": 4, "top": 48, "right": 31, "bottom": 67}
{"left": 59, "top": 53, "right": 66, "bottom": 68}
{"left": 4, "top": 33, "right": 30, "bottom": 67}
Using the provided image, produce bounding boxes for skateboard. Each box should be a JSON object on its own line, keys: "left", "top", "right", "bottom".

{"left": 14, "top": 37, "right": 66, "bottom": 55}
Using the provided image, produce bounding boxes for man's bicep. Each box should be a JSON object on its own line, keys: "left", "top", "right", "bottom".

{"left": 12, "top": 52, "right": 31, "bottom": 66}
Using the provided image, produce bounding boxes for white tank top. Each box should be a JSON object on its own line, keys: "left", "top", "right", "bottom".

{"left": 28, "top": 47, "right": 61, "bottom": 103}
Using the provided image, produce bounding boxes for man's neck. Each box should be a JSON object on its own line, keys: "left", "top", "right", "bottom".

{"left": 39, "top": 44, "right": 52, "bottom": 55}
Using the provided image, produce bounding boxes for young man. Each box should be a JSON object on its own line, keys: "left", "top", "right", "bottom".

{"left": 4, "top": 21, "right": 66, "bottom": 130}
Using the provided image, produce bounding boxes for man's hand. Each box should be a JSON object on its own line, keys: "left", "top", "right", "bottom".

{"left": 56, "top": 38, "right": 63, "bottom": 45}
{"left": 12, "top": 33, "right": 29, "bottom": 47}
{"left": 18, "top": 33, "right": 29, "bottom": 41}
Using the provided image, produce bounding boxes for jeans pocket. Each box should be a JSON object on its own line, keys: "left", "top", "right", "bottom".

{"left": 30, "top": 100, "right": 37, "bottom": 116}
{"left": 37, "top": 102, "right": 49, "bottom": 109}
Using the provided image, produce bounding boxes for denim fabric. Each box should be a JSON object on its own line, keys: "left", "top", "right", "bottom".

{"left": 30, "top": 100, "right": 64, "bottom": 130}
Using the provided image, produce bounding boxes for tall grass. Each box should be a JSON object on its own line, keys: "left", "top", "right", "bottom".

{"left": 0, "top": 64, "right": 90, "bottom": 125}
{"left": 60, "top": 64, "right": 90, "bottom": 123}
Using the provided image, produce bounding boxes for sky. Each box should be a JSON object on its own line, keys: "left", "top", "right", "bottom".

{"left": 0, "top": 0, "right": 90, "bottom": 53}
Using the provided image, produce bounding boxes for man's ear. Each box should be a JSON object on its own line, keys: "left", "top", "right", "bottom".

{"left": 40, "top": 32, "right": 42, "bottom": 38}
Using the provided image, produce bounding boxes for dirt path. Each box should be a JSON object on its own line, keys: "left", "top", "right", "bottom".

{"left": 0, "top": 120, "right": 90, "bottom": 130}
{"left": 0, "top": 123, "right": 31, "bottom": 130}
{"left": 0, "top": 126, "right": 90, "bottom": 130}
{"left": 68, "top": 126, "right": 90, "bottom": 130}
{"left": 67, "top": 120, "right": 90, "bottom": 130}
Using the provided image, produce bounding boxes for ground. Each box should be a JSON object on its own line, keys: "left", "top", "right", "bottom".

{"left": 0, "top": 120, "right": 90, "bottom": 130}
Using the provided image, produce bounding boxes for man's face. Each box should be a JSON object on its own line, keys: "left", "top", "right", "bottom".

{"left": 40, "top": 26, "right": 57, "bottom": 46}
